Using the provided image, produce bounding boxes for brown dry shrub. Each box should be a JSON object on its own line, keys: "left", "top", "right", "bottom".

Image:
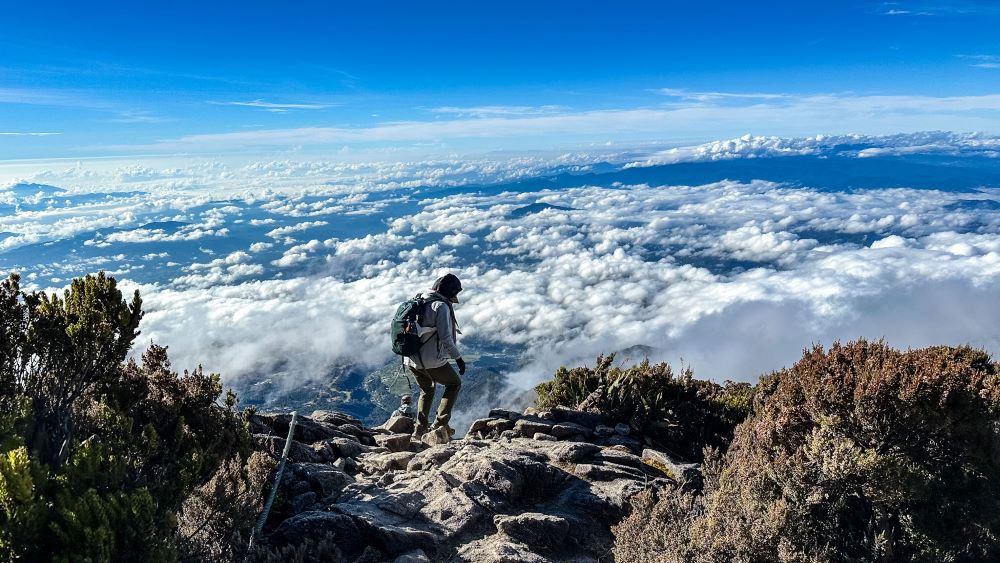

{"left": 177, "top": 451, "right": 276, "bottom": 562}
{"left": 248, "top": 533, "right": 346, "bottom": 563}
{"left": 614, "top": 339, "right": 1000, "bottom": 563}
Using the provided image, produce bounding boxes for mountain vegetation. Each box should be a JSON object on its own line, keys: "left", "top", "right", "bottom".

{"left": 612, "top": 340, "right": 1000, "bottom": 562}
{"left": 0, "top": 273, "right": 266, "bottom": 562}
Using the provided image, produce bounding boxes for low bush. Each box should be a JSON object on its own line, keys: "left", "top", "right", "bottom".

{"left": 535, "top": 355, "right": 754, "bottom": 461}
{"left": 613, "top": 339, "right": 1000, "bottom": 562}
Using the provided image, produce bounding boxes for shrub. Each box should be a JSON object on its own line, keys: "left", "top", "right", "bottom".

{"left": 536, "top": 355, "right": 753, "bottom": 461}
{"left": 613, "top": 339, "right": 1000, "bottom": 562}
{"left": 0, "top": 272, "right": 261, "bottom": 562}
{"left": 177, "top": 451, "right": 275, "bottom": 562}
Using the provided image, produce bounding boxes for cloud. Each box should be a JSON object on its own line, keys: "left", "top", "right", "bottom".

{"left": 265, "top": 220, "right": 329, "bottom": 239}
{"left": 959, "top": 55, "right": 1000, "bottom": 69}
{"left": 0, "top": 132, "right": 61, "bottom": 136}
{"left": 7, "top": 133, "right": 1000, "bottom": 424}
{"left": 115, "top": 173, "right": 1000, "bottom": 400}
{"left": 110, "top": 110, "right": 171, "bottom": 124}
{"left": 211, "top": 99, "right": 336, "bottom": 112}
{"left": 627, "top": 131, "right": 1000, "bottom": 166}
{"left": 429, "top": 105, "right": 566, "bottom": 117}
{"left": 92, "top": 92, "right": 1000, "bottom": 155}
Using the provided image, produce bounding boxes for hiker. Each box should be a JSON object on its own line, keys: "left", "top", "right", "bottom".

{"left": 404, "top": 273, "right": 466, "bottom": 438}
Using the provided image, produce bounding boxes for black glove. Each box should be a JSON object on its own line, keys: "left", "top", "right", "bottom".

{"left": 456, "top": 357, "right": 466, "bottom": 375}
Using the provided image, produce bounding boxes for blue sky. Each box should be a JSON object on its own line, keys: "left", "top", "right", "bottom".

{"left": 2, "top": 0, "right": 1000, "bottom": 161}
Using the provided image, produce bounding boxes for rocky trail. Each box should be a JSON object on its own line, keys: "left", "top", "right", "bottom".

{"left": 251, "top": 407, "right": 699, "bottom": 562}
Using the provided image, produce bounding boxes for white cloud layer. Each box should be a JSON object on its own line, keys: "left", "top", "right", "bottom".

{"left": 3, "top": 133, "right": 999, "bottom": 421}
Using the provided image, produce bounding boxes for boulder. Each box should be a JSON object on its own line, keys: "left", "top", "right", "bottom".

{"left": 486, "top": 418, "right": 514, "bottom": 433}
{"left": 550, "top": 422, "right": 594, "bottom": 440}
{"left": 271, "top": 511, "right": 364, "bottom": 553}
{"left": 466, "top": 417, "right": 493, "bottom": 437}
{"left": 393, "top": 549, "right": 430, "bottom": 563}
{"left": 375, "top": 433, "right": 413, "bottom": 452}
{"left": 380, "top": 415, "right": 415, "bottom": 435}
{"left": 614, "top": 423, "right": 632, "bottom": 436}
{"left": 457, "top": 538, "right": 548, "bottom": 563}
{"left": 543, "top": 441, "right": 601, "bottom": 463}
{"left": 495, "top": 512, "right": 570, "bottom": 546}
{"left": 254, "top": 413, "right": 345, "bottom": 444}
{"left": 310, "top": 409, "right": 364, "bottom": 427}
{"left": 253, "top": 434, "right": 323, "bottom": 463}
{"left": 488, "top": 408, "right": 522, "bottom": 421}
{"left": 327, "top": 436, "right": 366, "bottom": 459}
{"left": 642, "top": 448, "right": 701, "bottom": 483}
{"left": 533, "top": 432, "right": 557, "bottom": 442}
{"left": 604, "top": 435, "right": 642, "bottom": 452}
{"left": 594, "top": 424, "right": 616, "bottom": 438}
{"left": 287, "top": 491, "right": 318, "bottom": 514}
{"left": 422, "top": 426, "right": 452, "bottom": 446}
{"left": 407, "top": 443, "right": 462, "bottom": 471}
{"left": 360, "top": 451, "right": 416, "bottom": 474}
{"left": 289, "top": 462, "right": 354, "bottom": 498}
{"left": 513, "top": 418, "right": 553, "bottom": 437}
{"left": 549, "top": 406, "right": 607, "bottom": 428}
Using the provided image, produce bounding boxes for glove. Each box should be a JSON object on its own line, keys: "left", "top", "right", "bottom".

{"left": 456, "top": 357, "right": 466, "bottom": 375}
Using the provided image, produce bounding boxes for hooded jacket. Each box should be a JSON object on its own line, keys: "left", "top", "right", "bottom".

{"left": 403, "top": 290, "right": 461, "bottom": 370}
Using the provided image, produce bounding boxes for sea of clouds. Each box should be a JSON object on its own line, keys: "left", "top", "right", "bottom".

{"left": 2, "top": 132, "right": 999, "bottom": 413}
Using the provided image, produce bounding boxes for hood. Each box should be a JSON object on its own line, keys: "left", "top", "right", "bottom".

{"left": 430, "top": 273, "right": 462, "bottom": 303}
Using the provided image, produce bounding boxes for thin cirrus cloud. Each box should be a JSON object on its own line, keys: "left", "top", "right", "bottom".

{"left": 959, "top": 55, "right": 1000, "bottom": 69}
{"left": 96, "top": 90, "right": 1000, "bottom": 154}
{"left": 210, "top": 99, "right": 337, "bottom": 112}
{"left": 428, "top": 105, "right": 567, "bottom": 117}
{"left": 0, "top": 132, "right": 60, "bottom": 136}
{"left": 871, "top": 1, "right": 1000, "bottom": 16}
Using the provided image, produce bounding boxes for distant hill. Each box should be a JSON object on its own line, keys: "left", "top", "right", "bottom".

{"left": 509, "top": 202, "right": 574, "bottom": 219}
{"left": 139, "top": 220, "right": 190, "bottom": 231}
{"left": 2, "top": 182, "right": 66, "bottom": 198}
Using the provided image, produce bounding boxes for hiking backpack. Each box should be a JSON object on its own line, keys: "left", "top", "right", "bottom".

{"left": 390, "top": 294, "right": 444, "bottom": 357}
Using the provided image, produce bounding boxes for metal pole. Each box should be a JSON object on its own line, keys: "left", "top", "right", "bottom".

{"left": 249, "top": 410, "right": 298, "bottom": 549}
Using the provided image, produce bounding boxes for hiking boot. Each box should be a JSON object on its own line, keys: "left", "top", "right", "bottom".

{"left": 411, "top": 422, "right": 429, "bottom": 439}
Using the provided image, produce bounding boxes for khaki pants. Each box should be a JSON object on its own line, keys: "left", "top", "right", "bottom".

{"left": 409, "top": 363, "right": 461, "bottom": 430}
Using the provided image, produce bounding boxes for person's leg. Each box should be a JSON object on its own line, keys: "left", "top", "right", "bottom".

{"left": 410, "top": 366, "right": 435, "bottom": 436}
{"left": 425, "top": 364, "right": 462, "bottom": 431}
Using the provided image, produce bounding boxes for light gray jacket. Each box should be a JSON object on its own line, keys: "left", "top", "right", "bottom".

{"left": 404, "top": 291, "right": 461, "bottom": 370}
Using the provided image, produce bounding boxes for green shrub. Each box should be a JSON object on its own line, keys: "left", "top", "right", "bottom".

{"left": 536, "top": 355, "right": 753, "bottom": 461}
{"left": 614, "top": 339, "right": 1000, "bottom": 562}
{"left": 0, "top": 272, "right": 260, "bottom": 562}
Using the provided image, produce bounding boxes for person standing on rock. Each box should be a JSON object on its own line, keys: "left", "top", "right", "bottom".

{"left": 405, "top": 273, "right": 466, "bottom": 438}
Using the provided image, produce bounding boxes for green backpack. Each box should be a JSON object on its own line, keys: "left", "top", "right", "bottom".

{"left": 390, "top": 294, "right": 445, "bottom": 357}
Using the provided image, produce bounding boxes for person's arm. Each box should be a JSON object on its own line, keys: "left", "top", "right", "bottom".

{"left": 435, "top": 302, "right": 462, "bottom": 359}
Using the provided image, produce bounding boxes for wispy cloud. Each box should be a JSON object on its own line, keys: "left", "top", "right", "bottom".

{"left": 109, "top": 110, "right": 172, "bottom": 123}
{"left": 94, "top": 90, "right": 1000, "bottom": 154}
{"left": 656, "top": 88, "right": 792, "bottom": 103}
{"left": 210, "top": 99, "right": 336, "bottom": 112}
{"left": 0, "top": 132, "right": 60, "bottom": 136}
{"left": 429, "top": 105, "right": 566, "bottom": 117}
{"left": 0, "top": 87, "right": 92, "bottom": 107}
{"left": 959, "top": 55, "right": 1000, "bottom": 69}
{"left": 871, "top": 1, "right": 1000, "bottom": 16}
